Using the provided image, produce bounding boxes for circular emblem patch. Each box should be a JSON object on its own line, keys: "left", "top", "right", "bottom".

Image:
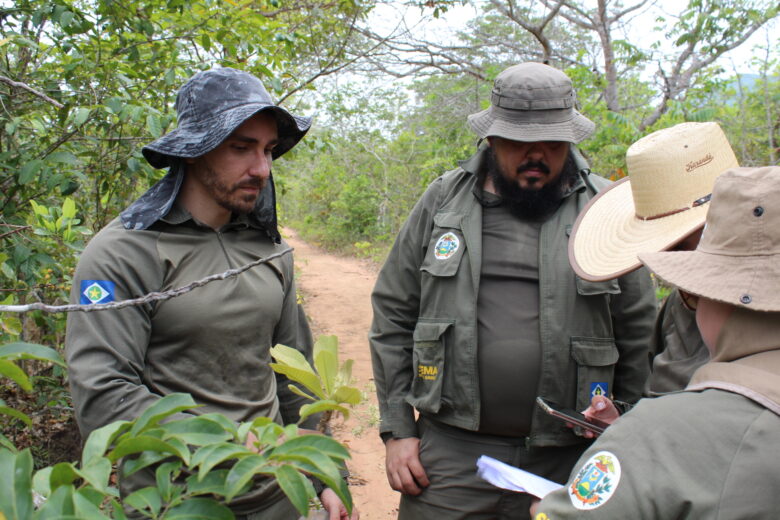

{"left": 434, "top": 232, "right": 460, "bottom": 260}
{"left": 568, "top": 450, "right": 621, "bottom": 510}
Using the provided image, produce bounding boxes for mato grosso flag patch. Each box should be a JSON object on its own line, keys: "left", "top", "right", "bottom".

{"left": 434, "top": 232, "right": 460, "bottom": 260}
{"left": 80, "top": 280, "right": 116, "bottom": 304}
{"left": 569, "top": 451, "right": 621, "bottom": 510}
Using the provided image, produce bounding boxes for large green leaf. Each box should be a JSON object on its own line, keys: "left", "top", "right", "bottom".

{"left": 271, "top": 434, "right": 350, "bottom": 461}
{"left": 129, "top": 393, "right": 198, "bottom": 436}
{"left": 299, "top": 400, "right": 350, "bottom": 422}
{"left": 0, "top": 342, "right": 66, "bottom": 368}
{"left": 124, "top": 487, "right": 161, "bottom": 517}
{"left": 0, "top": 406, "right": 31, "bottom": 427}
{"left": 191, "top": 443, "right": 250, "bottom": 481}
{"left": 185, "top": 469, "right": 230, "bottom": 496}
{"left": 331, "top": 386, "right": 362, "bottom": 405}
{"left": 161, "top": 416, "right": 233, "bottom": 446}
{"left": 314, "top": 346, "right": 338, "bottom": 396}
{"left": 279, "top": 447, "right": 352, "bottom": 513}
{"left": 34, "top": 484, "right": 76, "bottom": 519}
{"left": 269, "top": 344, "right": 312, "bottom": 371}
{"left": 164, "top": 497, "right": 234, "bottom": 519}
{"left": 49, "top": 462, "right": 79, "bottom": 489}
{"left": 195, "top": 413, "right": 239, "bottom": 438}
{"left": 72, "top": 490, "right": 111, "bottom": 520}
{"left": 0, "top": 360, "right": 31, "bottom": 392}
{"left": 224, "top": 454, "right": 272, "bottom": 501}
{"left": 0, "top": 449, "right": 33, "bottom": 520}
{"left": 273, "top": 464, "right": 315, "bottom": 516}
{"left": 120, "top": 451, "right": 169, "bottom": 478}
{"left": 74, "top": 458, "right": 115, "bottom": 495}
{"left": 269, "top": 364, "right": 325, "bottom": 400}
{"left": 154, "top": 461, "right": 182, "bottom": 503}
{"left": 81, "top": 420, "right": 131, "bottom": 467}
{"left": 108, "top": 436, "right": 184, "bottom": 462}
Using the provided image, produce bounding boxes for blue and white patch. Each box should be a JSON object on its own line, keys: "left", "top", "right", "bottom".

{"left": 590, "top": 382, "right": 608, "bottom": 399}
{"left": 569, "top": 450, "right": 621, "bottom": 510}
{"left": 434, "top": 232, "right": 460, "bottom": 260}
{"left": 80, "top": 280, "right": 116, "bottom": 304}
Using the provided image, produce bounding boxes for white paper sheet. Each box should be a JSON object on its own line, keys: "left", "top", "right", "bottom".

{"left": 476, "top": 455, "right": 563, "bottom": 499}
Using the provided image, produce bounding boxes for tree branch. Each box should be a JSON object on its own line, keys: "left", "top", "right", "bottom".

{"left": 0, "top": 75, "right": 64, "bottom": 108}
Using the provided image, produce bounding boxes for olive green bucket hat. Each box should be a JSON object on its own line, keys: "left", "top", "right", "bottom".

{"left": 467, "top": 62, "right": 595, "bottom": 144}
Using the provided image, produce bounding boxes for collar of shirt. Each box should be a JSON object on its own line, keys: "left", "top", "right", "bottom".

{"left": 119, "top": 161, "right": 281, "bottom": 242}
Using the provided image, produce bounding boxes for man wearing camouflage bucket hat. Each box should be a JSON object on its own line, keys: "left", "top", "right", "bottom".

{"left": 370, "top": 62, "right": 655, "bottom": 519}
{"left": 534, "top": 166, "right": 780, "bottom": 519}
{"left": 66, "top": 68, "right": 357, "bottom": 519}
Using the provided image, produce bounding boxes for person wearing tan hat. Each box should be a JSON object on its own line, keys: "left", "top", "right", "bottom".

{"left": 568, "top": 122, "right": 740, "bottom": 431}
{"left": 533, "top": 166, "right": 780, "bottom": 519}
{"left": 369, "top": 62, "right": 655, "bottom": 519}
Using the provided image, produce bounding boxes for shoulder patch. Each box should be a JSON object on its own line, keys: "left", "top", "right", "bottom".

{"left": 569, "top": 450, "right": 621, "bottom": 510}
{"left": 434, "top": 232, "right": 459, "bottom": 260}
{"left": 80, "top": 280, "right": 116, "bottom": 304}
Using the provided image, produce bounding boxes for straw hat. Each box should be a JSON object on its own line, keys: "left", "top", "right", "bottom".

{"left": 467, "top": 62, "right": 595, "bottom": 144}
{"left": 569, "top": 122, "right": 738, "bottom": 281}
{"left": 640, "top": 167, "right": 780, "bottom": 312}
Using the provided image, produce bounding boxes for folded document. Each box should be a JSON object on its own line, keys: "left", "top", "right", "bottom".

{"left": 476, "top": 455, "right": 563, "bottom": 499}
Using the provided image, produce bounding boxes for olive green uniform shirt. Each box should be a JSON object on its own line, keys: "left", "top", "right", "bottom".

{"left": 66, "top": 202, "right": 309, "bottom": 514}
{"left": 535, "top": 389, "right": 780, "bottom": 519}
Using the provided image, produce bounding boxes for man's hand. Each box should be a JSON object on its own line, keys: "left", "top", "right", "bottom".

{"left": 385, "top": 437, "right": 429, "bottom": 495}
{"left": 579, "top": 395, "right": 620, "bottom": 438}
{"left": 320, "top": 488, "right": 359, "bottom": 520}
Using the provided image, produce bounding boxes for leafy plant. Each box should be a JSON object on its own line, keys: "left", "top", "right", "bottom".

{"left": 0, "top": 393, "right": 353, "bottom": 519}
{"left": 270, "top": 335, "right": 362, "bottom": 433}
{"left": 0, "top": 342, "right": 66, "bottom": 433}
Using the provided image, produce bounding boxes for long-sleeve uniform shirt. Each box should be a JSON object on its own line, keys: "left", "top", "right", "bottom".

{"left": 66, "top": 179, "right": 311, "bottom": 513}
{"left": 369, "top": 146, "right": 656, "bottom": 446}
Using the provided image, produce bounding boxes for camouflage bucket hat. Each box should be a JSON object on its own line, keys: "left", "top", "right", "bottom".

{"left": 142, "top": 67, "right": 312, "bottom": 168}
{"left": 467, "top": 62, "right": 595, "bottom": 144}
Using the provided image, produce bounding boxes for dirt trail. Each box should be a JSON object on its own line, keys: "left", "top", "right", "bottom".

{"left": 283, "top": 228, "right": 398, "bottom": 520}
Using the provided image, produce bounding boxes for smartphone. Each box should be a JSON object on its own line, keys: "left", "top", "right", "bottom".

{"left": 536, "top": 396, "right": 609, "bottom": 435}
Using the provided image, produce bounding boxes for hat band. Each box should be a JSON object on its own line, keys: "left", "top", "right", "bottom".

{"left": 636, "top": 193, "right": 711, "bottom": 221}
{"left": 491, "top": 91, "right": 574, "bottom": 110}
{"left": 490, "top": 105, "right": 575, "bottom": 124}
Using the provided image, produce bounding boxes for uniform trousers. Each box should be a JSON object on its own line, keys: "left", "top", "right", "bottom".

{"left": 399, "top": 415, "right": 588, "bottom": 520}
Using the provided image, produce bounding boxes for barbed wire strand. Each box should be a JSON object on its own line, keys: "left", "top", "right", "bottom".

{"left": 0, "top": 248, "right": 293, "bottom": 314}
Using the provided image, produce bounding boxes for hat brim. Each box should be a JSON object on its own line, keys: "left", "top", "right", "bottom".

{"left": 569, "top": 178, "right": 709, "bottom": 282}
{"left": 640, "top": 250, "right": 780, "bottom": 312}
{"left": 142, "top": 103, "right": 311, "bottom": 169}
{"left": 467, "top": 107, "right": 595, "bottom": 144}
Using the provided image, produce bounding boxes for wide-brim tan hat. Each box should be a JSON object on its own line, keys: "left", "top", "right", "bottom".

{"left": 569, "top": 122, "right": 739, "bottom": 281}
{"left": 640, "top": 166, "right": 780, "bottom": 312}
{"left": 467, "top": 62, "right": 595, "bottom": 144}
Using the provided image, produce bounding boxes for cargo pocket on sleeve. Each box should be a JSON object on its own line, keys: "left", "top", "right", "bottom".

{"left": 571, "top": 337, "right": 619, "bottom": 411}
{"left": 407, "top": 320, "right": 452, "bottom": 414}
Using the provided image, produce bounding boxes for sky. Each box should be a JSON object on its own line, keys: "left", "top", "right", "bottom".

{"left": 367, "top": 0, "right": 778, "bottom": 76}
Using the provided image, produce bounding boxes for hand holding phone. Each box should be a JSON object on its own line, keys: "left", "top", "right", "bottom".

{"left": 536, "top": 396, "right": 609, "bottom": 435}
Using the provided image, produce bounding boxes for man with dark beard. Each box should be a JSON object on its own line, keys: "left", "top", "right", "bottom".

{"left": 369, "top": 62, "right": 655, "bottom": 520}
{"left": 66, "top": 68, "right": 357, "bottom": 520}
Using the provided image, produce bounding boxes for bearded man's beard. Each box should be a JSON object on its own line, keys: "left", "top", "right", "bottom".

{"left": 199, "top": 163, "right": 265, "bottom": 215}
{"left": 485, "top": 149, "right": 579, "bottom": 220}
